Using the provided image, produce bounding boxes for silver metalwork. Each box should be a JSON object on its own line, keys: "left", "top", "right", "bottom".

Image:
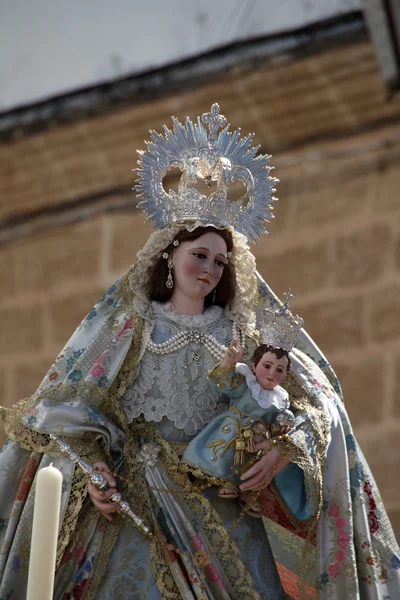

{"left": 259, "top": 290, "right": 304, "bottom": 351}
{"left": 135, "top": 103, "right": 278, "bottom": 243}
{"left": 166, "top": 257, "right": 174, "bottom": 289}
{"left": 274, "top": 408, "right": 295, "bottom": 428}
{"left": 137, "top": 442, "right": 161, "bottom": 468}
{"left": 50, "top": 434, "right": 153, "bottom": 538}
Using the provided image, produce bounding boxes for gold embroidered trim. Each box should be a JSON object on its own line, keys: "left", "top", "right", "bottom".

{"left": 109, "top": 311, "right": 143, "bottom": 401}
{"left": 130, "top": 422, "right": 262, "bottom": 600}
{"left": 208, "top": 363, "right": 244, "bottom": 389}
{"left": 81, "top": 508, "right": 123, "bottom": 600}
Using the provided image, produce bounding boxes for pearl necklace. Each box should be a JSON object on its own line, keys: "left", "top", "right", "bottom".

{"left": 146, "top": 323, "right": 243, "bottom": 361}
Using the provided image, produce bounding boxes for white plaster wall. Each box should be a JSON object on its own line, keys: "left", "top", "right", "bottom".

{"left": 1, "top": 0, "right": 361, "bottom": 111}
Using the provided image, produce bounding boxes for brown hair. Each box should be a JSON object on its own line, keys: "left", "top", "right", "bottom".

{"left": 251, "top": 344, "right": 291, "bottom": 372}
{"left": 148, "top": 226, "right": 235, "bottom": 308}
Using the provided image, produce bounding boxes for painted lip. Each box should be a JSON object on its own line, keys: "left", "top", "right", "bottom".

{"left": 198, "top": 278, "right": 210, "bottom": 284}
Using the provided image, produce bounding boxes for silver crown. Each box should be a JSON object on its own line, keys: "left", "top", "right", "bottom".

{"left": 134, "top": 103, "right": 278, "bottom": 243}
{"left": 259, "top": 290, "right": 304, "bottom": 351}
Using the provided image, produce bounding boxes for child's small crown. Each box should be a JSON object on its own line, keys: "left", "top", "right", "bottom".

{"left": 259, "top": 290, "right": 304, "bottom": 352}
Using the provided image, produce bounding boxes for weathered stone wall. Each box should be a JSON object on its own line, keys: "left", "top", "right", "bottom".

{"left": 1, "top": 37, "right": 400, "bottom": 536}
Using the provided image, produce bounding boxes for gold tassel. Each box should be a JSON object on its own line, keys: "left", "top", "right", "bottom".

{"left": 243, "top": 427, "right": 256, "bottom": 453}
{"left": 233, "top": 439, "right": 246, "bottom": 466}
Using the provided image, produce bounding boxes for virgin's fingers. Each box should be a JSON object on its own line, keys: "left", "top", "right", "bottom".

{"left": 89, "top": 491, "right": 119, "bottom": 509}
{"left": 93, "top": 464, "right": 116, "bottom": 488}
{"left": 240, "top": 461, "right": 262, "bottom": 481}
{"left": 240, "top": 472, "right": 270, "bottom": 491}
{"left": 88, "top": 486, "right": 117, "bottom": 505}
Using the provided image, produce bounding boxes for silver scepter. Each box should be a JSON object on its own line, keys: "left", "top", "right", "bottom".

{"left": 49, "top": 434, "right": 152, "bottom": 538}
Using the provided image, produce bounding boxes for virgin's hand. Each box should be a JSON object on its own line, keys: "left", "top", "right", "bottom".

{"left": 87, "top": 461, "right": 118, "bottom": 522}
{"left": 239, "top": 442, "right": 289, "bottom": 492}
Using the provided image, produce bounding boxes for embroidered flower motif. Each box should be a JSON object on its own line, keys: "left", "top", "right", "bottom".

{"left": 98, "top": 375, "right": 108, "bottom": 387}
{"left": 143, "top": 397, "right": 166, "bottom": 423}
{"left": 116, "top": 317, "right": 134, "bottom": 338}
{"left": 66, "top": 349, "right": 85, "bottom": 372}
{"left": 86, "top": 307, "right": 97, "bottom": 320}
{"left": 328, "top": 563, "right": 340, "bottom": 577}
{"left": 328, "top": 504, "right": 340, "bottom": 518}
{"left": 90, "top": 364, "right": 105, "bottom": 378}
{"left": 335, "top": 550, "right": 345, "bottom": 563}
{"left": 48, "top": 371, "right": 58, "bottom": 381}
{"left": 205, "top": 562, "right": 225, "bottom": 586}
{"left": 364, "top": 481, "right": 373, "bottom": 495}
{"left": 391, "top": 555, "right": 400, "bottom": 569}
{"left": 68, "top": 369, "right": 84, "bottom": 383}
{"left": 337, "top": 530, "right": 350, "bottom": 549}
{"left": 368, "top": 511, "right": 379, "bottom": 535}
{"left": 345, "top": 434, "right": 356, "bottom": 451}
{"left": 191, "top": 534, "right": 225, "bottom": 589}
{"left": 72, "top": 579, "right": 88, "bottom": 600}
{"left": 112, "top": 574, "right": 147, "bottom": 599}
{"left": 318, "top": 358, "right": 330, "bottom": 369}
{"left": 380, "top": 568, "right": 388, "bottom": 584}
{"left": 336, "top": 516, "right": 346, "bottom": 530}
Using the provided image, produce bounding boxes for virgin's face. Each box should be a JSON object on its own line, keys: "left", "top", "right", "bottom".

{"left": 171, "top": 232, "right": 228, "bottom": 301}
{"left": 253, "top": 351, "right": 288, "bottom": 390}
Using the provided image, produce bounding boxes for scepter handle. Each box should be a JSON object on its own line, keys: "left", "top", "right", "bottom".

{"left": 49, "top": 434, "right": 152, "bottom": 537}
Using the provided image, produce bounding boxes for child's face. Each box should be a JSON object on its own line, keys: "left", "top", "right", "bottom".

{"left": 253, "top": 351, "right": 288, "bottom": 390}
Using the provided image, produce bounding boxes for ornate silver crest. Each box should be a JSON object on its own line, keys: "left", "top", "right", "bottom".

{"left": 134, "top": 103, "right": 278, "bottom": 243}
{"left": 137, "top": 442, "right": 161, "bottom": 468}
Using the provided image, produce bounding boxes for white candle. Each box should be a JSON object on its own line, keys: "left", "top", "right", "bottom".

{"left": 27, "top": 463, "right": 62, "bottom": 600}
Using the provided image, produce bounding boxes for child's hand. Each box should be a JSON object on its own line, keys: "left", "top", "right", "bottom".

{"left": 221, "top": 338, "right": 244, "bottom": 368}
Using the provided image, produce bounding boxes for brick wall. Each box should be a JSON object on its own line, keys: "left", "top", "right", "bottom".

{"left": 1, "top": 38, "right": 400, "bottom": 536}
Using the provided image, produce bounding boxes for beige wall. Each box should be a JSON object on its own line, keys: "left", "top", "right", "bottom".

{"left": 1, "top": 37, "right": 400, "bottom": 537}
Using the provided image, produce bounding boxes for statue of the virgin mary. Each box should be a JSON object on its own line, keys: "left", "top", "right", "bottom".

{"left": 0, "top": 103, "right": 398, "bottom": 600}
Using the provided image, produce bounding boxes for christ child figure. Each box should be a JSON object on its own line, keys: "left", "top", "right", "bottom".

{"left": 182, "top": 292, "right": 302, "bottom": 510}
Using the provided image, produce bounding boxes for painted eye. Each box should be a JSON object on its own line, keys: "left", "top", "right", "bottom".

{"left": 192, "top": 253, "right": 206, "bottom": 259}
{"left": 215, "top": 260, "right": 226, "bottom": 268}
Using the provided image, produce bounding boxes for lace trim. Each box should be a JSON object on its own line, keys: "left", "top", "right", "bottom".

{"left": 0, "top": 381, "right": 128, "bottom": 578}
{"left": 208, "top": 363, "right": 244, "bottom": 390}
{"left": 81, "top": 507, "right": 123, "bottom": 600}
{"left": 108, "top": 312, "right": 143, "bottom": 402}
{"left": 132, "top": 422, "right": 263, "bottom": 600}
{"left": 120, "top": 309, "right": 241, "bottom": 436}
{"left": 151, "top": 301, "right": 224, "bottom": 327}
